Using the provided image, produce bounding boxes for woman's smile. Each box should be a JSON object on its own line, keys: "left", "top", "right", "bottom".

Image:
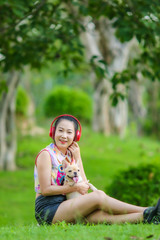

{"left": 59, "top": 140, "right": 67, "bottom": 144}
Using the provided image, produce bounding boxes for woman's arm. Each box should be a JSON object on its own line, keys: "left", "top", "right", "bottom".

{"left": 77, "top": 155, "right": 88, "bottom": 182}
{"left": 68, "top": 142, "right": 98, "bottom": 191}
{"left": 37, "top": 151, "right": 88, "bottom": 196}
{"left": 68, "top": 142, "right": 88, "bottom": 182}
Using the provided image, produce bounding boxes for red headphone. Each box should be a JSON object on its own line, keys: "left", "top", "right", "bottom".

{"left": 49, "top": 114, "right": 82, "bottom": 141}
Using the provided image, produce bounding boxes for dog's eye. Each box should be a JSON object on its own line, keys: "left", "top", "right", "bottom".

{"left": 68, "top": 170, "right": 72, "bottom": 172}
{"left": 78, "top": 169, "right": 80, "bottom": 172}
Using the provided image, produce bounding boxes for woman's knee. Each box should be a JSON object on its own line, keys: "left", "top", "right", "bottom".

{"left": 92, "top": 190, "right": 107, "bottom": 208}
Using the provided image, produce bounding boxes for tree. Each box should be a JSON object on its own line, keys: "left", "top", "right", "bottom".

{"left": 0, "top": 0, "right": 84, "bottom": 170}
{"left": 80, "top": 0, "right": 160, "bottom": 135}
{"left": 81, "top": 17, "right": 131, "bottom": 136}
{"left": 0, "top": 0, "right": 159, "bottom": 170}
{"left": 67, "top": 0, "right": 160, "bottom": 135}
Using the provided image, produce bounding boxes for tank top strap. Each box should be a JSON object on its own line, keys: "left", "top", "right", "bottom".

{"left": 35, "top": 148, "right": 51, "bottom": 166}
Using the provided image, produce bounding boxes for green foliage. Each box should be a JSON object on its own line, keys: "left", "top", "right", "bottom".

{"left": 87, "top": 0, "right": 160, "bottom": 86}
{"left": 110, "top": 91, "right": 126, "bottom": 107}
{"left": 0, "top": 0, "right": 84, "bottom": 73}
{"left": 0, "top": 0, "right": 160, "bottom": 99}
{"left": 44, "top": 86, "right": 92, "bottom": 122}
{"left": 0, "top": 79, "right": 8, "bottom": 99}
{"left": 0, "top": 0, "right": 159, "bottom": 79}
{"left": 87, "top": 0, "right": 160, "bottom": 45}
{"left": 90, "top": 55, "right": 108, "bottom": 82}
{"left": 107, "top": 164, "right": 160, "bottom": 207}
{"left": 16, "top": 86, "right": 29, "bottom": 116}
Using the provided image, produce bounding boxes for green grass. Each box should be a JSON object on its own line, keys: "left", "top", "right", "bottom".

{"left": 1, "top": 223, "right": 160, "bottom": 240}
{"left": 0, "top": 125, "right": 160, "bottom": 238}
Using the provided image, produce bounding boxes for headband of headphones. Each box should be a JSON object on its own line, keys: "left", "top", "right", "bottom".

{"left": 49, "top": 114, "right": 82, "bottom": 141}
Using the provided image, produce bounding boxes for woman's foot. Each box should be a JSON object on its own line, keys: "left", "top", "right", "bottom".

{"left": 143, "top": 198, "right": 160, "bottom": 224}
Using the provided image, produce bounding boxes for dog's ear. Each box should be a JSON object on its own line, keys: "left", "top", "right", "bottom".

{"left": 62, "top": 159, "right": 69, "bottom": 169}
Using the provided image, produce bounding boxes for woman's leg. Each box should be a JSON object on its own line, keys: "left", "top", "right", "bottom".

{"left": 53, "top": 191, "right": 101, "bottom": 223}
{"left": 98, "top": 190, "right": 146, "bottom": 214}
{"left": 52, "top": 190, "right": 146, "bottom": 223}
{"left": 86, "top": 210, "right": 143, "bottom": 224}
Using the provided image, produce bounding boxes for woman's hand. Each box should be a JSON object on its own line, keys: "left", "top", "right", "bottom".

{"left": 68, "top": 141, "right": 81, "bottom": 161}
{"left": 75, "top": 181, "right": 89, "bottom": 195}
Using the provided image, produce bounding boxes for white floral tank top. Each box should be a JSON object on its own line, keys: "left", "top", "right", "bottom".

{"left": 34, "top": 143, "right": 73, "bottom": 193}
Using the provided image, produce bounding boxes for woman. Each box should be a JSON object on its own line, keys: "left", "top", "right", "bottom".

{"left": 34, "top": 114, "right": 160, "bottom": 225}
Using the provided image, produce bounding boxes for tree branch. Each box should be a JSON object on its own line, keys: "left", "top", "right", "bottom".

{"left": 0, "top": 0, "right": 46, "bottom": 34}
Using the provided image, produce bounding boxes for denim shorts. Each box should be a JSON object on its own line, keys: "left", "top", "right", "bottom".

{"left": 35, "top": 194, "right": 66, "bottom": 225}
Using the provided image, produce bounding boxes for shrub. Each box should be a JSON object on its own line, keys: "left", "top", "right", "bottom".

{"left": 44, "top": 86, "right": 92, "bottom": 122}
{"left": 16, "top": 87, "right": 29, "bottom": 116}
{"left": 106, "top": 164, "right": 160, "bottom": 206}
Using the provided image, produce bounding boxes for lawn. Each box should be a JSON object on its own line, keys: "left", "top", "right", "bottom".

{"left": 0, "top": 124, "right": 160, "bottom": 239}
{"left": 1, "top": 223, "right": 160, "bottom": 240}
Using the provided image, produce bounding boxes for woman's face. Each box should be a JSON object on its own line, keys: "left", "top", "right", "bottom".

{"left": 54, "top": 119, "right": 75, "bottom": 154}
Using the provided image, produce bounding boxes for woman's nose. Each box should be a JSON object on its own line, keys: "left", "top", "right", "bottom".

{"left": 61, "top": 132, "right": 67, "bottom": 138}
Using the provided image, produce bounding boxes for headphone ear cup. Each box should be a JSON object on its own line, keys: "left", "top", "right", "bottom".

{"left": 49, "top": 126, "right": 55, "bottom": 139}
{"left": 75, "top": 130, "right": 81, "bottom": 142}
{"left": 49, "top": 127, "right": 52, "bottom": 138}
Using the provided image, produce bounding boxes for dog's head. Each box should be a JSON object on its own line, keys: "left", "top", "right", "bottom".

{"left": 62, "top": 160, "right": 80, "bottom": 183}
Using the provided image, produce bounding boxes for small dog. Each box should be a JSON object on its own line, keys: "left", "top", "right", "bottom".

{"left": 62, "top": 160, "right": 97, "bottom": 199}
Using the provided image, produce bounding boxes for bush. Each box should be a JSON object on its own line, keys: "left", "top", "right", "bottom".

{"left": 106, "top": 164, "right": 160, "bottom": 206}
{"left": 44, "top": 86, "right": 92, "bottom": 122}
{"left": 16, "top": 87, "right": 29, "bottom": 116}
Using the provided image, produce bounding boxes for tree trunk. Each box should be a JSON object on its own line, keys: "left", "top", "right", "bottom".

{"left": 0, "top": 71, "right": 20, "bottom": 170}
{"left": 93, "top": 79, "right": 112, "bottom": 135}
{"left": 128, "top": 78, "right": 146, "bottom": 135}
{"left": 82, "top": 17, "right": 133, "bottom": 136}
{"left": 81, "top": 21, "right": 112, "bottom": 135}
{"left": 147, "top": 80, "right": 160, "bottom": 136}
